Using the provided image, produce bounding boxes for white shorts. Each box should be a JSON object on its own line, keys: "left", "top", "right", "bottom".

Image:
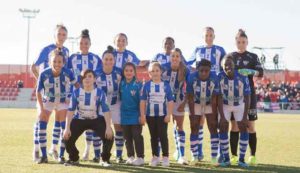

{"left": 223, "top": 103, "right": 245, "bottom": 122}
{"left": 173, "top": 102, "right": 185, "bottom": 116}
{"left": 38, "top": 101, "right": 68, "bottom": 112}
{"left": 111, "top": 103, "right": 121, "bottom": 124}
{"left": 194, "top": 104, "right": 212, "bottom": 116}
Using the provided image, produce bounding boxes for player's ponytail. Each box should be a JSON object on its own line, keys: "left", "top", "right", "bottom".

{"left": 55, "top": 24, "right": 68, "bottom": 33}
{"left": 81, "top": 29, "right": 91, "bottom": 41}
{"left": 50, "top": 48, "right": 65, "bottom": 64}
{"left": 102, "top": 45, "right": 115, "bottom": 57}
{"left": 236, "top": 29, "right": 248, "bottom": 39}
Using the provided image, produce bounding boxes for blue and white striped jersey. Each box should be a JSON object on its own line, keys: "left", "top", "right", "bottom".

{"left": 186, "top": 72, "right": 220, "bottom": 105}
{"left": 140, "top": 80, "right": 173, "bottom": 117}
{"left": 68, "top": 52, "right": 102, "bottom": 82}
{"left": 188, "top": 45, "right": 226, "bottom": 76}
{"left": 34, "top": 44, "right": 69, "bottom": 73}
{"left": 153, "top": 53, "right": 188, "bottom": 65}
{"left": 161, "top": 62, "right": 190, "bottom": 102}
{"left": 37, "top": 67, "right": 76, "bottom": 103}
{"left": 217, "top": 70, "right": 251, "bottom": 106}
{"left": 113, "top": 49, "right": 140, "bottom": 69}
{"left": 95, "top": 67, "right": 122, "bottom": 106}
{"left": 68, "top": 88, "right": 110, "bottom": 119}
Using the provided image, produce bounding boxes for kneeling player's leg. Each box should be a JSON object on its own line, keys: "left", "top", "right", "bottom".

{"left": 65, "top": 119, "right": 86, "bottom": 162}
{"left": 38, "top": 109, "right": 52, "bottom": 161}
{"left": 206, "top": 113, "right": 219, "bottom": 161}
{"left": 235, "top": 106, "right": 249, "bottom": 164}
{"left": 50, "top": 112, "right": 61, "bottom": 154}
{"left": 230, "top": 115, "right": 239, "bottom": 158}
{"left": 56, "top": 108, "right": 67, "bottom": 160}
{"left": 114, "top": 124, "right": 124, "bottom": 161}
{"left": 198, "top": 116, "right": 205, "bottom": 159}
{"left": 189, "top": 115, "right": 201, "bottom": 160}
{"left": 92, "top": 118, "right": 113, "bottom": 162}
{"left": 248, "top": 109, "right": 257, "bottom": 157}
{"left": 83, "top": 130, "right": 93, "bottom": 160}
{"left": 92, "top": 132, "right": 102, "bottom": 160}
{"left": 219, "top": 106, "right": 231, "bottom": 163}
{"left": 173, "top": 115, "right": 185, "bottom": 159}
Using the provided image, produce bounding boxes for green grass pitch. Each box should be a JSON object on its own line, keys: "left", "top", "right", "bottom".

{"left": 0, "top": 108, "right": 299, "bottom": 173}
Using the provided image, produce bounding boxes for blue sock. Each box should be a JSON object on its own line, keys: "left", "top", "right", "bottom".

{"left": 178, "top": 130, "right": 185, "bottom": 157}
{"left": 59, "top": 121, "right": 66, "bottom": 158}
{"left": 92, "top": 132, "right": 102, "bottom": 158}
{"left": 198, "top": 126, "right": 204, "bottom": 158}
{"left": 173, "top": 125, "right": 179, "bottom": 157}
{"left": 33, "top": 122, "right": 39, "bottom": 152}
{"left": 52, "top": 121, "right": 61, "bottom": 149}
{"left": 219, "top": 133, "right": 230, "bottom": 162}
{"left": 190, "top": 134, "right": 199, "bottom": 158}
{"left": 38, "top": 121, "right": 48, "bottom": 158}
{"left": 239, "top": 132, "right": 249, "bottom": 162}
{"left": 115, "top": 131, "right": 124, "bottom": 158}
{"left": 210, "top": 133, "right": 219, "bottom": 158}
{"left": 85, "top": 130, "right": 93, "bottom": 145}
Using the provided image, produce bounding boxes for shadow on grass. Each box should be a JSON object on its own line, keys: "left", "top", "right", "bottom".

{"left": 68, "top": 161, "right": 300, "bottom": 173}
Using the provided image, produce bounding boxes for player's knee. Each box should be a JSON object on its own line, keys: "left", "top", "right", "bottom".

{"left": 208, "top": 122, "right": 218, "bottom": 134}
{"left": 219, "top": 122, "right": 229, "bottom": 133}
{"left": 190, "top": 122, "right": 199, "bottom": 135}
{"left": 248, "top": 125, "right": 256, "bottom": 133}
{"left": 230, "top": 121, "right": 239, "bottom": 131}
{"left": 237, "top": 122, "right": 247, "bottom": 132}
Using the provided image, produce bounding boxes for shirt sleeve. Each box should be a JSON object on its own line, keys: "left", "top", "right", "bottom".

{"left": 67, "top": 55, "right": 73, "bottom": 69}
{"left": 68, "top": 92, "right": 78, "bottom": 111}
{"left": 140, "top": 83, "right": 148, "bottom": 100}
{"left": 253, "top": 54, "right": 264, "bottom": 77}
{"left": 186, "top": 48, "right": 197, "bottom": 66}
{"left": 34, "top": 47, "right": 49, "bottom": 66}
{"left": 243, "top": 77, "right": 251, "bottom": 96}
{"left": 96, "top": 55, "right": 103, "bottom": 70}
{"left": 68, "top": 70, "right": 77, "bottom": 85}
{"left": 212, "top": 78, "right": 220, "bottom": 95}
{"left": 152, "top": 54, "right": 158, "bottom": 61}
{"left": 129, "top": 52, "right": 140, "bottom": 65}
{"left": 36, "top": 74, "right": 45, "bottom": 93}
{"left": 165, "top": 83, "right": 174, "bottom": 102}
{"left": 100, "top": 92, "right": 110, "bottom": 113}
{"left": 186, "top": 74, "right": 194, "bottom": 94}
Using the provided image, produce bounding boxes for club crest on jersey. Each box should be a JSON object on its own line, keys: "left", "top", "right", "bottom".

{"left": 130, "top": 90, "right": 136, "bottom": 96}
{"left": 221, "top": 84, "right": 228, "bottom": 90}
{"left": 127, "top": 56, "right": 133, "bottom": 62}
{"left": 243, "top": 60, "right": 249, "bottom": 65}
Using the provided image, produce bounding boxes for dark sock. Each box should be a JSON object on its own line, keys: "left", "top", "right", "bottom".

{"left": 249, "top": 133, "right": 257, "bottom": 156}
{"left": 230, "top": 131, "right": 239, "bottom": 156}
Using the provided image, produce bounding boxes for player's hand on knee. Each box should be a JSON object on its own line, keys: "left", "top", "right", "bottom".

{"left": 105, "top": 126, "right": 113, "bottom": 140}
{"left": 219, "top": 118, "right": 229, "bottom": 132}
{"left": 177, "top": 103, "right": 185, "bottom": 112}
{"left": 164, "top": 115, "right": 171, "bottom": 123}
{"left": 63, "top": 129, "right": 71, "bottom": 140}
{"left": 139, "top": 115, "right": 146, "bottom": 125}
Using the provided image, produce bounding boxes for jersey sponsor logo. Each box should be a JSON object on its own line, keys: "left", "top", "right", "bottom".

{"left": 149, "top": 92, "right": 165, "bottom": 104}
{"left": 44, "top": 83, "right": 54, "bottom": 88}
{"left": 76, "top": 59, "right": 81, "bottom": 64}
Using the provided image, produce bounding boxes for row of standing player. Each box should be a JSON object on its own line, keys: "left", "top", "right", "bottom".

{"left": 31, "top": 25, "right": 263, "bottom": 168}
